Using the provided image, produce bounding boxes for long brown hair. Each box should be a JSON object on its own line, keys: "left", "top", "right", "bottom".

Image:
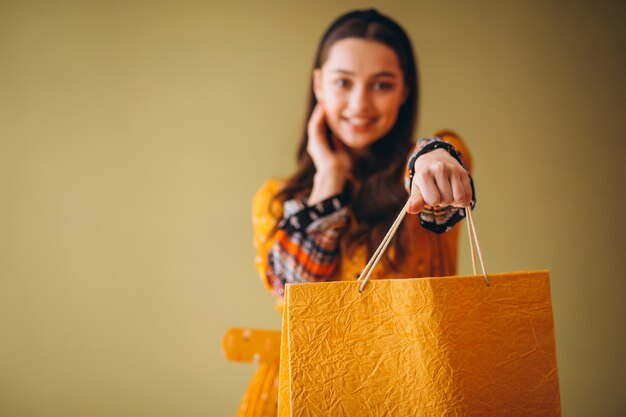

{"left": 272, "top": 9, "right": 420, "bottom": 270}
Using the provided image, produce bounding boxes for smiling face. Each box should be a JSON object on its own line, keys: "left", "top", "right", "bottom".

{"left": 313, "top": 37, "right": 407, "bottom": 150}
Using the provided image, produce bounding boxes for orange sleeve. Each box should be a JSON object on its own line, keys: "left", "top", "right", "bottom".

{"left": 251, "top": 179, "right": 284, "bottom": 294}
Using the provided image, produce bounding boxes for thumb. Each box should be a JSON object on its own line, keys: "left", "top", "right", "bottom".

{"left": 408, "top": 185, "right": 425, "bottom": 214}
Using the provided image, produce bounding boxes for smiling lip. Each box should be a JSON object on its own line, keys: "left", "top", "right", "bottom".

{"left": 343, "top": 117, "right": 377, "bottom": 132}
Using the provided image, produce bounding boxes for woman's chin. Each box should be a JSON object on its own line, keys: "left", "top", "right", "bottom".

{"left": 337, "top": 132, "right": 382, "bottom": 150}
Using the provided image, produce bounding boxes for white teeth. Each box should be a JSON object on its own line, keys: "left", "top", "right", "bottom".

{"left": 347, "top": 118, "right": 374, "bottom": 126}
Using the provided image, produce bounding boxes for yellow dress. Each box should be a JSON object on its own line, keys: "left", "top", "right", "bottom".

{"left": 235, "top": 130, "right": 472, "bottom": 417}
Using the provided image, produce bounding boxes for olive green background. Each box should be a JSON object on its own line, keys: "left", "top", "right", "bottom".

{"left": 1, "top": 0, "right": 624, "bottom": 416}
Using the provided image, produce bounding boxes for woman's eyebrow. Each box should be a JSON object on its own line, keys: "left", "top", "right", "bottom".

{"left": 371, "top": 71, "right": 398, "bottom": 78}
{"left": 332, "top": 69, "right": 398, "bottom": 78}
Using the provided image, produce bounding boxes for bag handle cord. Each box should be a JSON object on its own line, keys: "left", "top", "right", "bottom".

{"left": 357, "top": 200, "right": 489, "bottom": 292}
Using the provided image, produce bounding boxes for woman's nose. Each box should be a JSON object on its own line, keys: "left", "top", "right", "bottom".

{"left": 348, "top": 85, "right": 372, "bottom": 112}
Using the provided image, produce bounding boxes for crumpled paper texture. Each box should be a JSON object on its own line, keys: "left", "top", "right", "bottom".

{"left": 278, "top": 270, "right": 560, "bottom": 416}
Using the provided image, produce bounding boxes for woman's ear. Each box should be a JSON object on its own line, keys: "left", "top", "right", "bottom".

{"left": 313, "top": 69, "right": 323, "bottom": 102}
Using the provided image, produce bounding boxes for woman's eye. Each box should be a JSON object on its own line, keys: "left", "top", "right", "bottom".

{"left": 372, "top": 82, "right": 394, "bottom": 91}
{"left": 333, "top": 79, "right": 351, "bottom": 88}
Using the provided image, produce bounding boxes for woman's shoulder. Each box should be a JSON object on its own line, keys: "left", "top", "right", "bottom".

{"left": 252, "top": 178, "right": 286, "bottom": 217}
{"left": 253, "top": 178, "right": 286, "bottom": 201}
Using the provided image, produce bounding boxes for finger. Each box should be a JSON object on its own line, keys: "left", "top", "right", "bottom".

{"left": 460, "top": 172, "right": 473, "bottom": 207}
{"left": 307, "top": 103, "right": 325, "bottom": 140}
{"left": 451, "top": 173, "right": 467, "bottom": 207}
{"left": 307, "top": 104, "right": 332, "bottom": 158}
{"left": 415, "top": 170, "right": 441, "bottom": 207}
{"left": 408, "top": 184, "right": 425, "bottom": 214}
{"left": 432, "top": 162, "right": 454, "bottom": 206}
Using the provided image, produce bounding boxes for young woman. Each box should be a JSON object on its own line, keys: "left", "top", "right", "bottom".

{"left": 240, "top": 9, "right": 475, "bottom": 416}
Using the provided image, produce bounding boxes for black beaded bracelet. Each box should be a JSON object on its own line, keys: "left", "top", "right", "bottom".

{"left": 408, "top": 138, "right": 467, "bottom": 188}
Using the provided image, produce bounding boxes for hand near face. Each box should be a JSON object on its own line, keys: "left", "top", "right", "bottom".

{"left": 307, "top": 102, "right": 352, "bottom": 176}
{"left": 306, "top": 102, "right": 352, "bottom": 205}
{"left": 408, "top": 149, "right": 473, "bottom": 214}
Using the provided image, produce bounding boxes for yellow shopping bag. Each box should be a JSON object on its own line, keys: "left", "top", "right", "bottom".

{"left": 277, "top": 203, "right": 561, "bottom": 416}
